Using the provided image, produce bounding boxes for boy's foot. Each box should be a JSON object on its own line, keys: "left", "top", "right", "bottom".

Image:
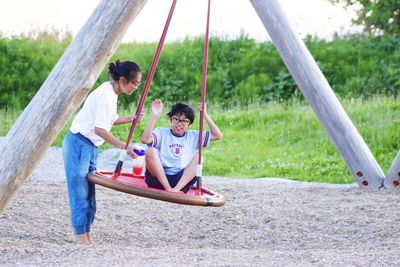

{"left": 75, "top": 234, "right": 91, "bottom": 245}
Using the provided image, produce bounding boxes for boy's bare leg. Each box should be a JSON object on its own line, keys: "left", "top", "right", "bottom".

{"left": 173, "top": 153, "right": 202, "bottom": 192}
{"left": 146, "top": 148, "right": 172, "bottom": 191}
{"left": 75, "top": 233, "right": 91, "bottom": 245}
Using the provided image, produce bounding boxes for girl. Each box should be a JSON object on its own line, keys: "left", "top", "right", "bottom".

{"left": 62, "top": 60, "right": 142, "bottom": 245}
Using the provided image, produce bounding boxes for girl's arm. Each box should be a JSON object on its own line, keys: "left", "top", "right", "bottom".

{"left": 113, "top": 115, "right": 132, "bottom": 125}
{"left": 95, "top": 127, "right": 125, "bottom": 148}
{"left": 113, "top": 112, "right": 143, "bottom": 125}
{"left": 95, "top": 127, "right": 138, "bottom": 158}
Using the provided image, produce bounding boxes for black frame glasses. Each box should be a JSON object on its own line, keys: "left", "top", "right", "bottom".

{"left": 171, "top": 117, "right": 191, "bottom": 125}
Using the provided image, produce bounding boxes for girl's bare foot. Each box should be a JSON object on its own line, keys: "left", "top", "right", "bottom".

{"left": 85, "top": 232, "right": 94, "bottom": 245}
{"left": 75, "top": 233, "right": 91, "bottom": 245}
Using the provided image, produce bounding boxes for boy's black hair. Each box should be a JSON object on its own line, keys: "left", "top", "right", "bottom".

{"left": 167, "top": 102, "right": 195, "bottom": 125}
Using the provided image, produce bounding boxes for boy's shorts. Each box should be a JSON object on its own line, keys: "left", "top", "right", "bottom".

{"left": 144, "top": 169, "right": 197, "bottom": 193}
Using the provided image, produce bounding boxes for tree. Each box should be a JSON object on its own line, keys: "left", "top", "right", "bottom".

{"left": 330, "top": 0, "right": 400, "bottom": 35}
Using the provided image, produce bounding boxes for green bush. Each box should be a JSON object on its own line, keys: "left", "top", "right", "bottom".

{"left": 307, "top": 35, "right": 400, "bottom": 98}
{"left": 0, "top": 34, "right": 68, "bottom": 109}
{"left": 2, "top": 96, "right": 400, "bottom": 184}
{"left": 0, "top": 33, "right": 399, "bottom": 109}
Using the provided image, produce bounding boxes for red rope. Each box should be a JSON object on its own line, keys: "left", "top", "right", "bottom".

{"left": 114, "top": 0, "right": 177, "bottom": 176}
{"left": 124, "top": 0, "right": 177, "bottom": 150}
{"left": 197, "top": 0, "right": 211, "bottom": 190}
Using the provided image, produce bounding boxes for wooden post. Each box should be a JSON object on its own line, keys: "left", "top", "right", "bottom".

{"left": 0, "top": 0, "right": 149, "bottom": 215}
{"left": 249, "top": 0, "right": 384, "bottom": 188}
{"left": 384, "top": 151, "right": 400, "bottom": 188}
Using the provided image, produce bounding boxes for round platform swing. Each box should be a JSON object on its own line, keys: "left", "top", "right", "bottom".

{"left": 88, "top": 0, "right": 225, "bottom": 207}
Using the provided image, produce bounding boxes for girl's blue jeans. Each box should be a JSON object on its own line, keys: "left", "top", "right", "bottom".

{"left": 62, "top": 131, "right": 98, "bottom": 235}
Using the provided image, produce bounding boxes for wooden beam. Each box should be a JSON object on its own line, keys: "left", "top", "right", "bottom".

{"left": 249, "top": 0, "right": 384, "bottom": 188}
{"left": 0, "top": 0, "right": 149, "bottom": 215}
{"left": 384, "top": 151, "right": 400, "bottom": 188}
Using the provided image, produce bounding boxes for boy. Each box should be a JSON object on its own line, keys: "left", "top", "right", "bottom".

{"left": 141, "top": 99, "right": 222, "bottom": 192}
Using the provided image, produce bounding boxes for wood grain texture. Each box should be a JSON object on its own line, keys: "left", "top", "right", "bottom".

{"left": 250, "top": 0, "right": 384, "bottom": 188}
{"left": 0, "top": 0, "right": 149, "bottom": 214}
{"left": 384, "top": 151, "right": 400, "bottom": 188}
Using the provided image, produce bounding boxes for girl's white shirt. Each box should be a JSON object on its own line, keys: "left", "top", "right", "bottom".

{"left": 70, "top": 82, "right": 118, "bottom": 146}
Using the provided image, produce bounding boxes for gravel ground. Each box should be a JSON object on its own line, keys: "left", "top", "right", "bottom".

{"left": 1, "top": 147, "right": 400, "bottom": 266}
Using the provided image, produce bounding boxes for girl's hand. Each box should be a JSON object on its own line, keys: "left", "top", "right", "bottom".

{"left": 126, "top": 146, "right": 139, "bottom": 159}
{"left": 132, "top": 111, "right": 144, "bottom": 123}
{"left": 151, "top": 99, "right": 163, "bottom": 118}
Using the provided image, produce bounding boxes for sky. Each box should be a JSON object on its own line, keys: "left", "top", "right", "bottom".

{"left": 0, "top": 0, "right": 361, "bottom": 43}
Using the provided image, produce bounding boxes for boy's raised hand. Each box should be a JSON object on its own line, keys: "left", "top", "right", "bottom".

{"left": 151, "top": 99, "right": 163, "bottom": 118}
{"left": 199, "top": 101, "right": 208, "bottom": 115}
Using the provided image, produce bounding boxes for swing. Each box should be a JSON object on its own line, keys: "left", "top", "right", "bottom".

{"left": 88, "top": 0, "right": 225, "bottom": 207}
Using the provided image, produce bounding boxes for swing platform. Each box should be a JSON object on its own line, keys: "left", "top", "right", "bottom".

{"left": 88, "top": 170, "right": 226, "bottom": 207}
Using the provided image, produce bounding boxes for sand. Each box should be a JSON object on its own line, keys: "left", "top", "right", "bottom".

{"left": 1, "top": 147, "right": 400, "bottom": 266}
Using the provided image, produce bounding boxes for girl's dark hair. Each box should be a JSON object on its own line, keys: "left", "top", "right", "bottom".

{"left": 108, "top": 59, "right": 142, "bottom": 81}
{"left": 167, "top": 102, "right": 195, "bottom": 124}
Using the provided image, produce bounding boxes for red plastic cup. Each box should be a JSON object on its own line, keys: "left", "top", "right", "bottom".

{"left": 133, "top": 165, "right": 143, "bottom": 176}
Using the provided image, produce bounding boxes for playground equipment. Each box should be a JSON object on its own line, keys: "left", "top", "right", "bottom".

{"left": 0, "top": 0, "right": 396, "bottom": 215}
{"left": 89, "top": 171, "right": 225, "bottom": 207}
{"left": 88, "top": 0, "right": 225, "bottom": 206}
{"left": 250, "top": 0, "right": 386, "bottom": 189}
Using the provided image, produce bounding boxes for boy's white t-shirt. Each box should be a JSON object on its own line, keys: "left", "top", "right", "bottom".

{"left": 70, "top": 82, "right": 118, "bottom": 146}
{"left": 151, "top": 127, "right": 211, "bottom": 175}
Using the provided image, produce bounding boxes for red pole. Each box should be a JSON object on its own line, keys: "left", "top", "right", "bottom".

{"left": 196, "top": 0, "right": 211, "bottom": 192}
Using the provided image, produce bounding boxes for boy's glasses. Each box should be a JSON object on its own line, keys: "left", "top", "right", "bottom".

{"left": 172, "top": 117, "right": 190, "bottom": 125}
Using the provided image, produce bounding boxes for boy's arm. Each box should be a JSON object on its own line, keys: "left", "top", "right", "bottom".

{"left": 204, "top": 111, "right": 223, "bottom": 141}
{"left": 141, "top": 99, "right": 164, "bottom": 144}
{"left": 141, "top": 116, "right": 158, "bottom": 144}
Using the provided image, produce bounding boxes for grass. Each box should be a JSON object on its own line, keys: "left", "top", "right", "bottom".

{"left": 1, "top": 96, "right": 399, "bottom": 184}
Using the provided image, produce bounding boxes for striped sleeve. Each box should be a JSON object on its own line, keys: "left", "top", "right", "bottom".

{"left": 202, "top": 131, "right": 210, "bottom": 147}
{"left": 151, "top": 132, "right": 158, "bottom": 148}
